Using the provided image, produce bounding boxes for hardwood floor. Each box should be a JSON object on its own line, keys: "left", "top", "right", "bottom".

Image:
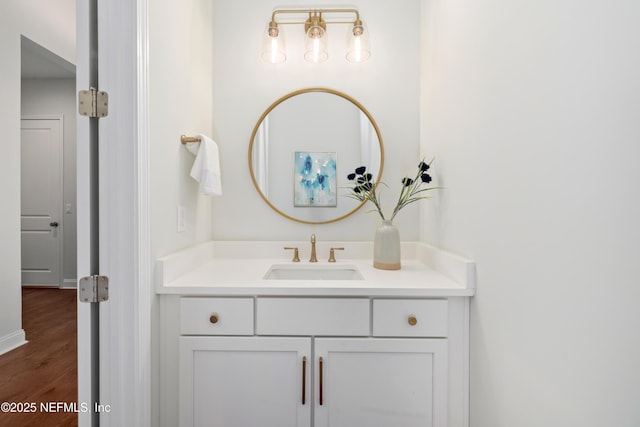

{"left": 0, "top": 288, "right": 77, "bottom": 427}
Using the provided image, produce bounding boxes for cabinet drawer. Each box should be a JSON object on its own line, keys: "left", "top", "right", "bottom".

{"left": 256, "top": 298, "right": 370, "bottom": 336}
{"left": 373, "top": 299, "right": 448, "bottom": 337}
{"left": 180, "top": 298, "right": 254, "bottom": 336}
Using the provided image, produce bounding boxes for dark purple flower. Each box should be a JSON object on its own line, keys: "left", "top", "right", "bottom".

{"left": 355, "top": 166, "right": 367, "bottom": 175}
{"left": 421, "top": 173, "right": 432, "bottom": 183}
{"left": 365, "top": 173, "right": 373, "bottom": 182}
{"left": 419, "top": 161, "right": 430, "bottom": 172}
{"left": 402, "top": 178, "right": 414, "bottom": 187}
{"left": 347, "top": 173, "right": 356, "bottom": 180}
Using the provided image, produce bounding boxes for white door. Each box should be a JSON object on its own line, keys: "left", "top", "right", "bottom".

{"left": 77, "top": 0, "right": 147, "bottom": 426}
{"left": 180, "top": 337, "right": 311, "bottom": 427}
{"left": 20, "top": 116, "right": 63, "bottom": 287}
{"left": 314, "top": 338, "right": 449, "bottom": 427}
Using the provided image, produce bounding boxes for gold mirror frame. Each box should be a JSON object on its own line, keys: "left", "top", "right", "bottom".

{"left": 248, "top": 87, "right": 384, "bottom": 224}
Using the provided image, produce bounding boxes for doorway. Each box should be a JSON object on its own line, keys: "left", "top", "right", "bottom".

{"left": 20, "top": 36, "right": 77, "bottom": 289}
{"left": 17, "top": 36, "right": 78, "bottom": 423}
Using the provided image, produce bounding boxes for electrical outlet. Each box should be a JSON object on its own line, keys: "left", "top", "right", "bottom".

{"left": 177, "top": 206, "right": 186, "bottom": 232}
{"left": 65, "top": 203, "right": 72, "bottom": 214}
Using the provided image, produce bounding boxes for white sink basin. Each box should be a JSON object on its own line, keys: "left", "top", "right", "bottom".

{"left": 264, "top": 264, "right": 364, "bottom": 280}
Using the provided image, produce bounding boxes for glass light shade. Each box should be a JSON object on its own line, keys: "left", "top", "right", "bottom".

{"left": 261, "top": 24, "right": 286, "bottom": 63}
{"left": 346, "top": 21, "right": 371, "bottom": 63}
{"left": 304, "top": 25, "right": 328, "bottom": 63}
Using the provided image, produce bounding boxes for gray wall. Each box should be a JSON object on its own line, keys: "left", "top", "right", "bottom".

{"left": 21, "top": 78, "right": 77, "bottom": 286}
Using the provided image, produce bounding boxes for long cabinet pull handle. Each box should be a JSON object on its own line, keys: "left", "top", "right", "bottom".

{"left": 302, "top": 356, "right": 307, "bottom": 405}
{"left": 319, "top": 357, "right": 324, "bottom": 406}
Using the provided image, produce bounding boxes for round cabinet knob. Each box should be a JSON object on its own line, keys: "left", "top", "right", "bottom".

{"left": 209, "top": 313, "right": 219, "bottom": 324}
{"left": 408, "top": 315, "right": 418, "bottom": 326}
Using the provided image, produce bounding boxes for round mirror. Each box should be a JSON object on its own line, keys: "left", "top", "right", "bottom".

{"left": 249, "top": 88, "right": 384, "bottom": 224}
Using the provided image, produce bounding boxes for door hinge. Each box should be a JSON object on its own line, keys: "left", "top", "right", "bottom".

{"left": 79, "top": 275, "right": 109, "bottom": 303}
{"left": 78, "top": 88, "right": 109, "bottom": 118}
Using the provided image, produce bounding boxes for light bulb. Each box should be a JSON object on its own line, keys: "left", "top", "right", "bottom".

{"left": 353, "top": 35, "right": 362, "bottom": 62}
{"left": 270, "top": 37, "right": 279, "bottom": 63}
{"left": 261, "top": 22, "right": 286, "bottom": 63}
{"left": 304, "top": 25, "right": 328, "bottom": 63}
{"left": 346, "top": 20, "right": 370, "bottom": 63}
{"left": 312, "top": 37, "right": 321, "bottom": 62}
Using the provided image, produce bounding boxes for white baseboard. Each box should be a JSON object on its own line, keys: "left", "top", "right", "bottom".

{"left": 0, "top": 329, "right": 27, "bottom": 356}
{"left": 62, "top": 279, "right": 77, "bottom": 289}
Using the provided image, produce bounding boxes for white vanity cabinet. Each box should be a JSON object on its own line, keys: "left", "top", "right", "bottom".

{"left": 180, "top": 336, "right": 310, "bottom": 427}
{"left": 158, "top": 241, "right": 475, "bottom": 427}
{"left": 314, "top": 338, "right": 447, "bottom": 427}
{"left": 179, "top": 297, "right": 450, "bottom": 427}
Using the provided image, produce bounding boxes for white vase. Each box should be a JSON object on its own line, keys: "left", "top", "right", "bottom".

{"left": 373, "top": 220, "right": 401, "bottom": 270}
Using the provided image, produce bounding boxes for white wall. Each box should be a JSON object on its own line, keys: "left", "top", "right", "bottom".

{"left": 0, "top": 1, "right": 75, "bottom": 354}
{"left": 0, "top": 5, "right": 23, "bottom": 354}
{"left": 149, "top": 0, "right": 214, "bottom": 258}
{"left": 420, "top": 0, "right": 640, "bottom": 425}
{"left": 21, "top": 78, "right": 77, "bottom": 286}
{"left": 149, "top": 1, "right": 214, "bottom": 425}
{"left": 5, "top": 0, "right": 75, "bottom": 65}
{"left": 210, "top": 0, "right": 422, "bottom": 242}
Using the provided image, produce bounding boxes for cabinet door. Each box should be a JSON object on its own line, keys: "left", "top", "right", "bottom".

{"left": 314, "top": 338, "right": 447, "bottom": 427}
{"left": 180, "top": 336, "right": 311, "bottom": 427}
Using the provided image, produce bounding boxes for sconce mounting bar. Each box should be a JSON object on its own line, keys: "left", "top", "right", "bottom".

{"left": 270, "top": 8, "right": 360, "bottom": 26}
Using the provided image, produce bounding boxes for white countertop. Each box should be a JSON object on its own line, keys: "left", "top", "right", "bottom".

{"left": 155, "top": 241, "right": 475, "bottom": 297}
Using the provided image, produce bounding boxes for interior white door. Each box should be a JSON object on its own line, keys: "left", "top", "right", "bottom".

{"left": 76, "top": 0, "right": 99, "bottom": 425}
{"left": 77, "top": 0, "right": 149, "bottom": 424}
{"left": 20, "top": 116, "right": 63, "bottom": 287}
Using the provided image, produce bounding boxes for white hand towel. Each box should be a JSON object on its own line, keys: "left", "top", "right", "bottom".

{"left": 186, "top": 134, "right": 222, "bottom": 196}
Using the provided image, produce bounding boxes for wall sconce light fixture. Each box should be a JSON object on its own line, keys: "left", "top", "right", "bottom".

{"left": 262, "top": 8, "right": 371, "bottom": 64}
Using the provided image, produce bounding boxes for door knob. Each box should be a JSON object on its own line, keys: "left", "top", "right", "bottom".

{"left": 50, "top": 221, "right": 59, "bottom": 227}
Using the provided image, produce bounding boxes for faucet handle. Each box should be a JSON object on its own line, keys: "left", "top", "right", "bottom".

{"left": 284, "top": 247, "right": 300, "bottom": 262}
{"left": 328, "top": 247, "right": 344, "bottom": 263}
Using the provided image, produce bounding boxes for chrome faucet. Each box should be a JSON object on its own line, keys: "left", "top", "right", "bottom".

{"left": 309, "top": 233, "right": 318, "bottom": 262}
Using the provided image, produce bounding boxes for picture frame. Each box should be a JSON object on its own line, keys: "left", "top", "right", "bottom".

{"left": 294, "top": 151, "right": 337, "bottom": 207}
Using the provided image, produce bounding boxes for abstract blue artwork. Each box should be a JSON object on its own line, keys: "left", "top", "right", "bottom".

{"left": 294, "top": 152, "right": 337, "bottom": 207}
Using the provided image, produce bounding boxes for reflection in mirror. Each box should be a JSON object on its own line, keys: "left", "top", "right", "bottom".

{"left": 249, "top": 88, "right": 384, "bottom": 224}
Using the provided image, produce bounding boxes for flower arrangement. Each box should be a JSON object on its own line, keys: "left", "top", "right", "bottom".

{"left": 346, "top": 160, "right": 437, "bottom": 221}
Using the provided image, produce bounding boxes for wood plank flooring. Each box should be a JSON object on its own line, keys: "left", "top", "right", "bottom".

{"left": 0, "top": 288, "right": 77, "bottom": 427}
